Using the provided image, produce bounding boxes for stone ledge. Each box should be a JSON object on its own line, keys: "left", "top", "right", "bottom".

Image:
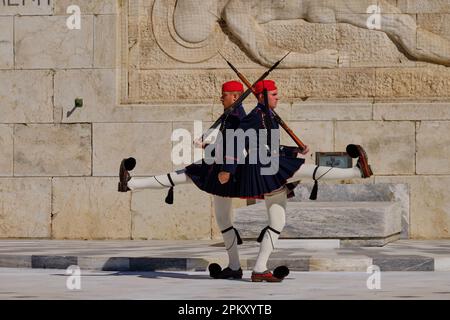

{"left": 0, "top": 239, "right": 445, "bottom": 272}
{"left": 234, "top": 201, "right": 402, "bottom": 245}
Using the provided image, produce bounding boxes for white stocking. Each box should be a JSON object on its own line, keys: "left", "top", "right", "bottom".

{"left": 287, "top": 164, "right": 362, "bottom": 184}
{"left": 214, "top": 196, "right": 241, "bottom": 271}
{"left": 253, "top": 188, "right": 287, "bottom": 273}
{"left": 127, "top": 171, "right": 192, "bottom": 191}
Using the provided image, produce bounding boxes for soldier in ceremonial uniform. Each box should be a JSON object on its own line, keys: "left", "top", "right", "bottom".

{"left": 219, "top": 80, "right": 373, "bottom": 282}
{"left": 118, "top": 80, "right": 247, "bottom": 279}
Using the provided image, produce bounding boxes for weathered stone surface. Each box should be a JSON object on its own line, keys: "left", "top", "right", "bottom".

{"left": 335, "top": 121, "right": 416, "bottom": 175}
{"left": 418, "top": 13, "right": 450, "bottom": 40}
{"left": 131, "top": 68, "right": 376, "bottom": 105}
{"left": 54, "top": 0, "right": 117, "bottom": 15}
{"left": 131, "top": 184, "right": 213, "bottom": 240}
{"left": 15, "top": 16, "right": 93, "bottom": 69}
{"left": 374, "top": 101, "right": 450, "bottom": 120}
{"left": 375, "top": 67, "right": 450, "bottom": 98}
{"left": 280, "top": 121, "right": 334, "bottom": 166}
{"left": 416, "top": 121, "right": 450, "bottom": 174}
{"left": 52, "top": 178, "right": 131, "bottom": 239}
{"left": 54, "top": 69, "right": 214, "bottom": 123}
{"left": 94, "top": 14, "right": 116, "bottom": 68}
{"left": 55, "top": 69, "right": 116, "bottom": 123}
{"left": 291, "top": 183, "right": 410, "bottom": 238}
{"left": 337, "top": 22, "right": 414, "bottom": 67}
{"left": 0, "top": 125, "right": 13, "bottom": 176}
{"left": 292, "top": 99, "right": 373, "bottom": 121}
{"left": 0, "top": 0, "right": 52, "bottom": 15}
{"left": 398, "top": 0, "right": 450, "bottom": 13}
{"left": 0, "top": 70, "right": 53, "bottom": 123}
{"left": 234, "top": 201, "right": 402, "bottom": 241}
{"left": 0, "top": 17, "right": 13, "bottom": 69}
{"left": 266, "top": 20, "right": 337, "bottom": 54}
{"left": 93, "top": 122, "right": 173, "bottom": 176}
{"left": 0, "top": 178, "right": 51, "bottom": 238}
{"left": 376, "top": 176, "right": 450, "bottom": 239}
{"left": 14, "top": 124, "right": 91, "bottom": 176}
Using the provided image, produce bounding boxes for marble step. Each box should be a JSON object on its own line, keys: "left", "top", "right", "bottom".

{"left": 234, "top": 201, "right": 402, "bottom": 247}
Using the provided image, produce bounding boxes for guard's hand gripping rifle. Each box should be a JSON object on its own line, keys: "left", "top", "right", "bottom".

{"left": 222, "top": 55, "right": 307, "bottom": 152}
{"left": 200, "top": 52, "right": 291, "bottom": 142}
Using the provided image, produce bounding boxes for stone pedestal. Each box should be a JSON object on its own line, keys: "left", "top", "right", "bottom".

{"left": 234, "top": 183, "right": 408, "bottom": 247}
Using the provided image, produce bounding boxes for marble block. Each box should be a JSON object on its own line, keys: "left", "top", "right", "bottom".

{"left": 290, "top": 183, "right": 410, "bottom": 239}
{"left": 234, "top": 201, "right": 402, "bottom": 245}
{"left": 234, "top": 183, "right": 407, "bottom": 247}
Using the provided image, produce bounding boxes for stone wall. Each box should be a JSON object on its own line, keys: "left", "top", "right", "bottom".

{"left": 1, "top": 0, "right": 450, "bottom": 240}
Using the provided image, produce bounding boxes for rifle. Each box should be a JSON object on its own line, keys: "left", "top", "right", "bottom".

{"left": 221, "top": 55, "right": 307, "bottom": 152}
{"left": 200, "top": 52, "right": 291, "bottom": 142}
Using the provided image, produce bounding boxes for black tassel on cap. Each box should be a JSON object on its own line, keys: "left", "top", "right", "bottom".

{"left": 165, "top": 174, "right": 175, "bottom": 205}
{"left": 309, "top": 166, "right": 320, "bottom": 200}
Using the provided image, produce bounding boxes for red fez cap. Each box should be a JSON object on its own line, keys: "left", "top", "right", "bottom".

{"left": 222, "top": 81, "right": 244, "bottom": 92}
{"left": 253, "top": 80, "right": 277, "bottom": 95}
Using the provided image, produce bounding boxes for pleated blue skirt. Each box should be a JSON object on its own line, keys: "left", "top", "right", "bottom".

{"left": 184, "top": 155, "right": 304, "bottom": 199}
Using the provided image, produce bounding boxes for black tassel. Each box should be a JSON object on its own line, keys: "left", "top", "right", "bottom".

{"left": 234, "top": 228, "right": 243, "bottom": 245}
{"left": 257, "top": 227, "right": 269, "bottom": 243}
{"left": 165, "top": 187, "right": 174, "bottom": 204}
{"left": 309, "top": 180, "right": 318, "bottom": 200}
{"left": 309, "top": 166, "right": 319, "bottom": 201}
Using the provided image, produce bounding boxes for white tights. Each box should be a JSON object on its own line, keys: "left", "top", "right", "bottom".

{"left": 127, "top": 171, "right": 191, "bottom": 190}
{"left": 287, "top": 164, "right": 362, "bottom": 184}
{"left": 253, "top": 188, "right": 287, "bottom": 273}
{"left": 213, "top": 196, "right": 241, "bottom": 271}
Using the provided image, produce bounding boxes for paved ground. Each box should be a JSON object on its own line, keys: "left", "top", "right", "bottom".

{"left": 1, "top": 240, "right": 450, "bottom": 271}
{"left": 1, "top": 268, "right": 450, "bottom": 300}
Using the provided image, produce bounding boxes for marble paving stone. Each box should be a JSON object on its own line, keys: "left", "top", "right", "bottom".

{"left": 31, "top": 255, "right": 78, "bottom": 270}
{"left": 372, "top": 255, "right": 434, "bottom": 271}
{"left": 77, "top": 257, "right": 130, "bottom": 272}
{"left": 309, "top": 256, "right": 373, "bottom": 272}
{"left": 0, "top": 255, "right": 31, "bottom": 268}
{"left": 129, "top": 258, "right": 187, "bottom": 271}
{"left": 434, "top": 257, "right": 450, "bottom": 271}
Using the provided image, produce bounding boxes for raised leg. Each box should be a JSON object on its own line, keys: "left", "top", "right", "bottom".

{"left": 127, "top": 171, "right": 192, "bottom": 191}
{"left": 286, "top": 164, "right": 362, "bottom": 184}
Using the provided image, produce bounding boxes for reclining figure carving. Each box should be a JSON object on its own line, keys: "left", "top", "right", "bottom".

{"left": 155, "top": 0, "right": 450, "bottom": 68}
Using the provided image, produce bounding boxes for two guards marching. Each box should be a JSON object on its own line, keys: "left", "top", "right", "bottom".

{"left": 118, "top": 56, "right": 373, "bottom": 282}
